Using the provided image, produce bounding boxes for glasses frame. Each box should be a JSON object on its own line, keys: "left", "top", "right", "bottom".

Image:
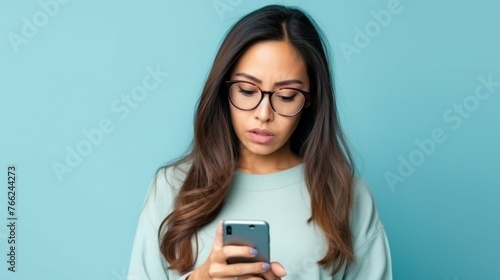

{"left": 225, "top": 80, "right": 309, "bottom": 117}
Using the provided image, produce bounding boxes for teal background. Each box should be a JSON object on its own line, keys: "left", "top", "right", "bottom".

{"left": 1, "top": 0, "right": 499, "bottom": 279}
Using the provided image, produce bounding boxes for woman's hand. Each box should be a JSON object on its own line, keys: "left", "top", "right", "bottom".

{"left": 258, "top": 262, "right": 287, "bottom": 280}
{"left": 189, "top": 222, "right": 287, "bottom": 280}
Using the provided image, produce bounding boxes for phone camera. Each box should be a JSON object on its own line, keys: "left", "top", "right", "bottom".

{"left": 226, "top": 226, "right": 232, "bottom": 235}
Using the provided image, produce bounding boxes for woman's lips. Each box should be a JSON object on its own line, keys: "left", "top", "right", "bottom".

{"left": 248, "top": 129, "right": 275, "bottom": 144}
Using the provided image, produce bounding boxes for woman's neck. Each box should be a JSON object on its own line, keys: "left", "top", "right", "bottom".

{"left": 236, "top": 145, "right": 302, "bottom": 174}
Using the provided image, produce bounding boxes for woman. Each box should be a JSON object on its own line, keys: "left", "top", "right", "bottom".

{"left": 128, "top": 4, "right": 392, "bottom": 280}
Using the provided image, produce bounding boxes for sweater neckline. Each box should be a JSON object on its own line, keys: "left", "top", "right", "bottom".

{"left": 232, "top": 163, "right": 305, "bottom": 190}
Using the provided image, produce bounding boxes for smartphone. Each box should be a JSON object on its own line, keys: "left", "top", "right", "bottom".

{"left": 222, "top": 219, "right": 270, "bottom": 264}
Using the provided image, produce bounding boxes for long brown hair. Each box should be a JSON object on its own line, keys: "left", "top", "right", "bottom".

{"left": 158, "top": 4, "right": 355, "bottom": 275}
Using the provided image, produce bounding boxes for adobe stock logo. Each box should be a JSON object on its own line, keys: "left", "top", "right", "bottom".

{"left": 51, "top": 65, "right": 169, "bottom": 182}
{"left": 385, "top": 74, "right": 500, "bottom": 192}
{"left": 340, "top": 0, "right": 408, "bottom": 63}
{"left": 213, "top": 0, "right": 242, "bottom": 21}
{"left": 7, "top": 0, "right": 71, "bottom": 54}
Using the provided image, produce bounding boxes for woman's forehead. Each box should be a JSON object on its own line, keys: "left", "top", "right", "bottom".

{"left": 231, "top": 41, "right": 309, "bottom": 86}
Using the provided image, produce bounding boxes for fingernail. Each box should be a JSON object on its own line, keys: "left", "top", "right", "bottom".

{"left": 262, "top": 263, "right": 270, "bottom": 271}
{"left": 250, "top": 248, "right": 258, "bottom": 255}
{"left": 281, "top": 265, "right": 287, "bottom": 276}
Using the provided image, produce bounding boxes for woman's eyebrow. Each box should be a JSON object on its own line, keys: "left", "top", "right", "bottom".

{"left": 234, "top": 72, "right": 304, "bottom": 86}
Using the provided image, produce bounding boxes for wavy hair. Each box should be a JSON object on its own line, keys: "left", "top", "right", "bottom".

{"left": 158, "top": 4, "right": 355, "bottom": 275}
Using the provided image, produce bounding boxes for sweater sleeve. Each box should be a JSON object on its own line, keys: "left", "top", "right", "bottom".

{"left": 341, "top": 179, "right": 393, "bottom": 280}
{"left": 127, "top": 167, "right": 193, "bottom": 280}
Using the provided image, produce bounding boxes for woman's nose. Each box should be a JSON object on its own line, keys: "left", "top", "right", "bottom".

{"left": 253, "top": 94, "right": 274, "bottom": 122}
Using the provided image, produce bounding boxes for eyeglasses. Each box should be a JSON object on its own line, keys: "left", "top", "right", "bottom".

{"left": 225, "top": 80, "right": 309, "bottom": 117}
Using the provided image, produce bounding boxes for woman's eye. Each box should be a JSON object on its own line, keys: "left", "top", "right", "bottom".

{"left": 239, "top": 88, "right": 257, "bottom": 96}
{"left": 277, "top": 94, "right": 296, "bottom": 102}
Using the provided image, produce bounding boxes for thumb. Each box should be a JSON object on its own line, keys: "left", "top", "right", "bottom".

{"left": 271, "top": 262, "right": 287, "bottom": 277}
{"left": 213, "top": 221, "right": 224, "bottom": 249}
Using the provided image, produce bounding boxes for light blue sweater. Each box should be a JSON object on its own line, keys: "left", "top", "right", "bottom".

{"left": 127, "top": 162, "right": 392, "bottom": 279}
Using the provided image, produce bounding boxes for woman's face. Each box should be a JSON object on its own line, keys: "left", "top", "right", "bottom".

{"left": 229, "top": 40, "right": 310, "bottom": 163}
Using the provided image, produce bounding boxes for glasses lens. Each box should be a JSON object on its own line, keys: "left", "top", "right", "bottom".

{"left": 271, "top": 89, "right": 305, "bottom": 116}
{"left": 228, "top": 82, "right": 261, "bottom": 110}
{"left": 228, "top": 82, "right": 306, "bottom": 116}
